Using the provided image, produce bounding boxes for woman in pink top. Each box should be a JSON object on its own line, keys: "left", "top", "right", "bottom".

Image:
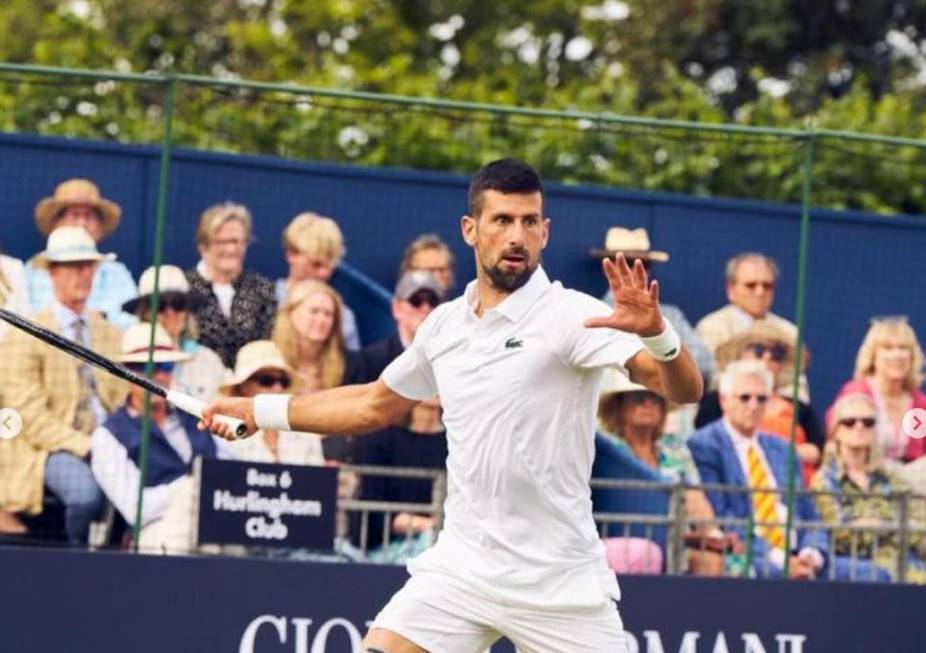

{"left": 832, "top": 317, "right": 926, "bottom": 462}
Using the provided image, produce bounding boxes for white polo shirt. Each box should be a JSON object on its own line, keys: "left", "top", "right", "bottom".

{"left": 382, "top": 266, "right": 643, "bottom": 609}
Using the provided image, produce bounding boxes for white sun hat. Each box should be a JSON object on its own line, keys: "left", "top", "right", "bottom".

{"left": 117, "top": 322, "right": 192, "bottom": 364}
{"left": 32, "top": 225, "right": 117, "bottom": 269}
{"left": 219, "top": 340, "right": 292, "bottom": 395}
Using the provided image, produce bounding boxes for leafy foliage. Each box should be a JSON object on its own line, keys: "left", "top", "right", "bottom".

{"left": 2, "top": 0, "right": 926, "bottom": 213}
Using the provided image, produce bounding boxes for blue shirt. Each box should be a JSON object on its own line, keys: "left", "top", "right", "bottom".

{"left": 27, "top": 258, "right": 138, "bottom": 330}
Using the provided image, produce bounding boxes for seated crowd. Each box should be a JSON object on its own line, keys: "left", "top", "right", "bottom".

{"left": 0, "top": 177, "right": 923, "bottom": 583}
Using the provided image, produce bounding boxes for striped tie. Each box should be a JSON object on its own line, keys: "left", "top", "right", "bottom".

{"left": 747, "top": 442, "right": 786, "bottom": 550}
{"left": 72, "top": 318, "right": 98, "bottom": 433}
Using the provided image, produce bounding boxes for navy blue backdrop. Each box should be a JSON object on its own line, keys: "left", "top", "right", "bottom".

{"left": 2, "top": 547, "right": 925, "bottom": 652}
{"left": 1, "top": 131, "right": 924, "bottom": 405}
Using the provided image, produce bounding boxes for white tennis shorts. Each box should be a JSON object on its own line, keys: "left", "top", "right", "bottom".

{"left": 370, "top": 570, "right": 629, "bottom": 653}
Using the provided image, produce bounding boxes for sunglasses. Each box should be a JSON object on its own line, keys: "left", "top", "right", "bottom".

{"left": 140, "top": 294, "right": 189, "bottom": 314}
{"left": 737, "top": 393, "right": 769, "bottom": 404}
{"left": 252, "top": 373, "right": 292, "bottom": 389}
{"left": 408, "top": 290, "right": 441, "bottom": 309}
{"left": 743, "top": 281, "right": 775, "bottom": 291}
{"left": 622, "top": 390, "right": 666, "bottom": 406}
{"left": 747, "top": 342, "right": 788, "bottom": 362}
{"left": 126, "top": 362, "right": 176, "bottom": 374}
{"left": 839, "top": 416, "right": 876, "bottom": 428}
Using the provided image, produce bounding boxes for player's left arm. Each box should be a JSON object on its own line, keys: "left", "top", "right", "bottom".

{"left": 623, "top": 348, "right": 702, "bottom": 404}
{"left": 586, "top": 253, "right": 703, "bottom": 404}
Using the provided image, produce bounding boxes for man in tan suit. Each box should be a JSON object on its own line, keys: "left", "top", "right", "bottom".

{"left": 0, "top": 226, "right": 126, "bottom": 544}
{"left": 696, "top": 252, "right": 798, "bottom": 352}
{"left": 695, "top": 252, "right": 808, "bottom": 399}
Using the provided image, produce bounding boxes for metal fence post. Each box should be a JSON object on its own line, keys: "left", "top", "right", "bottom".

{"left": 782, "top": 131, "right": 816, "bottom": 576}
{"left": 898, "top": 491, "right": 910, "bottom": 583}
{"left": 132, "top": 74, "right": 177, "bottom": 552}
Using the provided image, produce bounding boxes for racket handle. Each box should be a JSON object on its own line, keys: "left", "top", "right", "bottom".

{"left": 166, "top": 390, "right": 248, "bottom": 439}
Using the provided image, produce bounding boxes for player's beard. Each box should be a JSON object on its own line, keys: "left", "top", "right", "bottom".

{"left": 483, "top": 247, "right": 538, "bottom": 293}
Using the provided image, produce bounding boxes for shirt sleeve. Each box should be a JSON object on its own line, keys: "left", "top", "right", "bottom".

{"left": 556, "top": 291, "right": 643, "bottom": 373}
{"left": 381, "top": 310, "right": 439, "bottom": 401}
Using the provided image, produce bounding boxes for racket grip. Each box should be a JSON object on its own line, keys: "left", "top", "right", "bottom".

{"left": 166, "top": 390, "right": 248, "bottom": 439}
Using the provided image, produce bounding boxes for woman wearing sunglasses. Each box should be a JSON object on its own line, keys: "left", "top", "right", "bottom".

{"left": 123, "top": 265, "right": 228, "bottom": 403}
{"left": 597, "top": 370, "right": 727, "bottom": 575}
{"left": 811, "top": 393, "right": 926, "bottom": 583}
{"left": 220, "top": 340, "right": 323, "bottom": 465}
{"left": 831, "top": 317, "right": 926, "bottom": 463}
{"left": 695, "top": 322, "right": 823, "bottom": 483}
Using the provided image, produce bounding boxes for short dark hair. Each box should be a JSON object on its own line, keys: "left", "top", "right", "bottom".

{"left": 468, "top": 158, "right": 543, "bottom": 216}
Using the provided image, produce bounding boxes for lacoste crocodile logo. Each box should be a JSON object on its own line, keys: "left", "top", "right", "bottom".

{"left": 505, "top": 337, "right": 523, "bottom": 349}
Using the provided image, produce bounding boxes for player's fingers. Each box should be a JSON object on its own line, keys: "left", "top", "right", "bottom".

{"left": 602, "top": 257, "right": 622, "bottom": 289}
{"left": 650, "top": 279, "right": 660, "bottom": 304}
{"left": 633, "top": 258, "right": 648, "bottom": 288}
{"left": 614, "top": 253, "right": 634, "bottom": 286}
{"left": 583, "top": 316, "right": 613, "bottom": 329}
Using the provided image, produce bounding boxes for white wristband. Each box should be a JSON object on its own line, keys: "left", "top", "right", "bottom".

{"left": 254, "top": 394, "right": 292, "bottom": 432}
{"left": 640, "top": 320, "right": 681, "bottom": 362}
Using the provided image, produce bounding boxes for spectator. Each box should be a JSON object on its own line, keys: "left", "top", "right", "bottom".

{"left": 90, "top": 322, "right": 227, "bottom": 550}
{"left": 275, "top": 212, "right": 361, "bottom": 350}
{"left": 594, "top": 227, "right": 713, "bottom": 384}
{"left": 688, "top": 360, "right": 829, "bottom": 579}
{"left": 695, "top": 323, "right": 823, "bottom": 483}
{"left": 357, "top": 396, "right": 448, "bottom": 561}
{"left": 25, "top": 179, "right": 137, "bottom": 329}
{"left": 812, "top": 393, "right": 926, "bottom": 583}
{"left": 399, "top": 233, "right": 456, "bottom": 294}
{"left": 220, "top": 340, "right": 324, "bottom": 464}
{"left": 695, "top": 252, "right": 797, "bottom": 355}
{"left": 355, "top": 270, "right": 445, "bottom": 384}
{"left": 597, "top": 368, "right": 725, "bottom": 575}
{"left": 221, "top": 340, "right": 359, "bottom": 555}
{"left": 0, "top": 226, "right": 127, "bottom": 544}
{"left": 0, "top": 239, "right": 30, "bottom": 342}
{"left": 186, "top": 202, "right": 276, "bottom": 368}
{"left": 272, "top": 279, "right": 360, "bottom": 394}
{"left": 830, "top": 317, "right": 926, "bottom": 463}
{"left": 123, "top": 265, "right": 227, "bottom": 403}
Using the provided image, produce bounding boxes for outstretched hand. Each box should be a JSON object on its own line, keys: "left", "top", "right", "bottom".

{"left": 198, "top": 397, "right": 259, "bottom": 440}
{"left": 584, "top": 253, "right": 664, "bottom": 336}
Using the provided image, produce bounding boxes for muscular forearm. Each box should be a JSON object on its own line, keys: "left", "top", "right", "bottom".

{"left": 653, "top": 347, "right": 703, "bottom": 404}
{"left": 286, "top": 381, "right": 411, "bottom": 436}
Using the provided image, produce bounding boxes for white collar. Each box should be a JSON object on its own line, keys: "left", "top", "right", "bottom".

{"left": 464, "top": 265, "right": 552, "bottom": 323}
{"left": 723, "top": 418, "right": 759, "bottom": 447}
{"left": 50, "top": 297, "right": 86, "bottom": 329}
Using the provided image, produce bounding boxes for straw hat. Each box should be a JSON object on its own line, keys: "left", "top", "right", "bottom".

{"left": 219, "top": 340, "right": 292, "bottom": 395}
{"left": 590, "top": 227, "right": 669, "bottom": 263}
{"left": 714, "top": 321, "right": 796, "bottom": 373}
{"left": 122, "top": 265, "right": 202, "bottom": 314}
{"left": 117, "top": 322, "right": 191, "bottom": 364}
{"left": 32, "top": 226, "right": 117, "bottom": 270}
{"left": 34, "top": 179, "right": 122, "bottom": 238}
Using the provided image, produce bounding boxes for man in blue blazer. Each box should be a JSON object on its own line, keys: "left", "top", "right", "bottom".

{"left": 688, "top": 360, "right": 828, "bottom": 579}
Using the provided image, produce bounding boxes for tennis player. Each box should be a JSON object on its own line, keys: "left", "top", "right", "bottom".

{"left": 202, "top": 159, "right": 703, "bottom": 653}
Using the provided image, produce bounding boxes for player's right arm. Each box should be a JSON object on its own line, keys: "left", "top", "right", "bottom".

{"left": 200, "top": 379, "right": 418, "bottom": 440}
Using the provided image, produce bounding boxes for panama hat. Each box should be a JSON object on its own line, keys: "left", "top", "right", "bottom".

{"left": 34, "top": 179, "right": 122, "bottom": 238}
{"left": 117, "top": 322, "right": 191, "bottom": 364}
{"left": 590, "top": 227, "right": 669, "bottom": 263}
{"left": 32, "top": 226, "right": 117, "bottom": 270}
{"left": 714, "top": 321, "right": 797, "bottom": 373}
{"left": 219, "top": 340, "right": 292, "bottom": 395}
{"left": 122, "top": 265, "right": 203, "bottom": 314}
